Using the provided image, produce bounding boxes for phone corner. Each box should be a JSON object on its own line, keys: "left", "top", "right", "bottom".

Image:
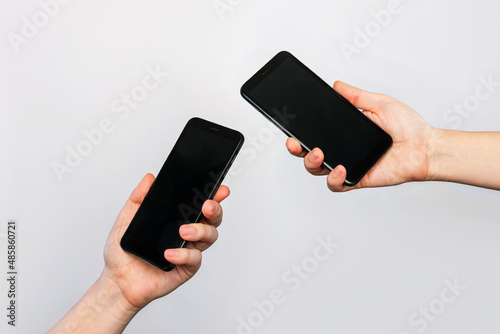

{"left": 119, "top": 234, "right": 128, "bottom": 250}
{"left": 187, "top": 116, "right": 203, "bottom": 124}
{"left": 161, "top": 263, "right": 176, "bottom": 272}
{"left": 237, "top": 131, "right": 245, "bottom": 144}
{"left": 343, "top": 175, "right": 360, "bottom": 187}
{"left": 276, "top": 50, "right": 291, "bottom": 57}
{"left": 240, "top": 84, "right": 249, "bottom": 99}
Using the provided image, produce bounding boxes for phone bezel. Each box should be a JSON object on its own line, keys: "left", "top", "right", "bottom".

{"left": 240, "top": 51, "right": 392, "bottom": 186}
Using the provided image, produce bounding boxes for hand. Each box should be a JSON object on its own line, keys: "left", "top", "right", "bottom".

{"left": 48, "top": 174, "right": 230, "bottom": 333}
{"left": 102, "top": 173, "right": 230, "bottom": 311}
{"left": 286, "top": 81, "right": 435, "bottom": 192}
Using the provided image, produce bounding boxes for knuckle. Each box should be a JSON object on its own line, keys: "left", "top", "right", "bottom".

{"left": 190, "top": 249, "right": 202, "bottom": 264}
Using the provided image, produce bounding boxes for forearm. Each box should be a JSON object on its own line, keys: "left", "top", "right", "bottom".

{"left": 427, "top": 129, "right": 500, "bottom": 190}
{"left": 48, "top": 272, "right": 139, "bottom": 334}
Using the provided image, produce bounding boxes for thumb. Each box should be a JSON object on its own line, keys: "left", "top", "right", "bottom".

{"left": 333, "top": 81, "right": 384, "bottom": 112}
{"left": 112, "top": 173, "right": 155, "bottom": 231}
{"left": 129, "top": 174, "right": 155, "bottom": 205}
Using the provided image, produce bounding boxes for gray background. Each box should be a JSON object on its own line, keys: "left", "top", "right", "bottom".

{"left": 2, "top": 0, "right": 500, "bottom": 333}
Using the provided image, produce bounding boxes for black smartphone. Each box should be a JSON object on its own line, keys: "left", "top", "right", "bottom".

{"left": 120, "top": 117, "right": 244, "bottom": 271}
{"left": 240, "top": 51, "right": 392, "bottom": 186}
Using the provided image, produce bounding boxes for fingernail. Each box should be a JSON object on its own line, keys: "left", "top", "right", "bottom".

{"left": 310, "top": 149, "right": 318, "bottom": 161}
{"left": 181, "top": 225, "right": 194, "bottom": 236}
{"left": 333, "top": 166, "right": 342, "bottom": 177}
{"left": 165, "top": 249, "right": 178, "bottom": 258}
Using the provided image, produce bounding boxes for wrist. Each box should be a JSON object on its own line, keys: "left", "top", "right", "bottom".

{"left": 404, "top": 125, "right": 436, "bottom": 183}
{"left": 48, "top": 270, "right": 140, "bottom": 334}
{"left": 425, "top": 128, "right": 455, "bottom": 182}
{"left": 95, "top": 269, "right": 141, "bottom": 319}
{"left": 71, "top": 270, "right": 140, "bottom": 333}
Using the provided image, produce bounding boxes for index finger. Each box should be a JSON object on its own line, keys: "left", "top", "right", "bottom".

{"left": 213, "top": 185, "right": 230, "bottom": 203}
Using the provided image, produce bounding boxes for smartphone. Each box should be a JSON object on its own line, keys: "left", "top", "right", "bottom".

{"left": 120, "top": 117, "right": 244, "bottom": 271}
{"left": 240, "top": 51, "right": 392, "bottom": 186}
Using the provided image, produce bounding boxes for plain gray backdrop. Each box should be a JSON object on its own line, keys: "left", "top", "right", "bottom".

{"left": 2, "top": 0, "right": 500, "bottom": 333}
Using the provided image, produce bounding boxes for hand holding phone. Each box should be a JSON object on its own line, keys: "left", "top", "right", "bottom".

{"left": 120, "top": 118, "right": 244, "bottom": 271}
{"left": 241, "top": 51, "right": 393, "bottom": 186}
{"left": 286, "top": 80, "right": 435, "bottom": 191}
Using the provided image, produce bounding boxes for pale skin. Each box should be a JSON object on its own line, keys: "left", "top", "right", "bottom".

{"left": 286, "top": 81, "right": 500, "bottom": 191}
{"left": 48, "top": 173, "right": 231, "bottom": 334}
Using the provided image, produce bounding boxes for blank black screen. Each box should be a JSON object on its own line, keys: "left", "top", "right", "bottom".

{"left": 245, "top": 56, "right": 390, "bottom": 183}
{"left": 121, "top": 120, "right": 241, "bottom": 270}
